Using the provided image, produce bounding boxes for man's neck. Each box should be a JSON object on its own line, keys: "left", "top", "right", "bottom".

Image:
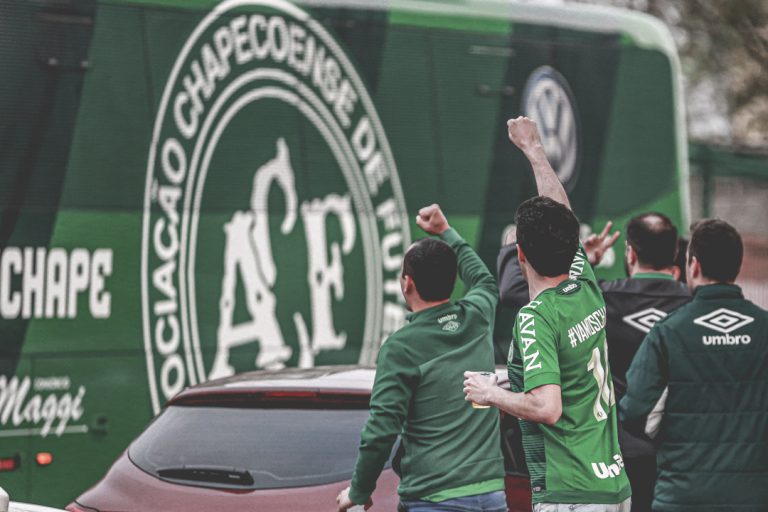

{"left": 691, "top": 278, "right": 731, "bottom": 290}
{"left": 528, "top": 274, "right": 569, "bottom": 300}
{"left": 409, "top": 298, "right": 450, "bottom": 313}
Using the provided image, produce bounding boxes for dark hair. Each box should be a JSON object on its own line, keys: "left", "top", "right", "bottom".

{"left": 402, "top": 238, "right": 457, "bottom": 301}
{"left": 688, "top": 219, "right": 743, "bottom": 282}
{"left": 674, "top": 237, "right": 688, "bottom": 283}
{"left": 626, "top": 212, "right": 678, "bottom": 270}
{"left": 515, "top": 196, "right": 579, "bottom": 277}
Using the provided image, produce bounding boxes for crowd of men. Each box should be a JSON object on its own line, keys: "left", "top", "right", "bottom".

{"left": 336, "top": 117, "right": 768, "bottom": 512}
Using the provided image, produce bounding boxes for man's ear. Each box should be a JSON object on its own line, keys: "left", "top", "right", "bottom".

{"left": 402, "top": 274, "right": 415, "bottom": 295}
{"left": 517, "top": 244, "right": 527, "bottom": 264}
{"left": 626, "top": 244, "right": 638, "bottom": 267}
{"left": 689, "top": 256, "right": 701, "bottom": 280}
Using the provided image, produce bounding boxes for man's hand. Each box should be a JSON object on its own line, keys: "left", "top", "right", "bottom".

{"left": 463, "top": 371, "right": 499, "bottom": 407}
{"left": 507, "top": 116, "right": 544, "bottom": 156}
{"left": 335, "top": 487, "right": 372, "bottom": 511}
{"left": 416, "top": 204, "right": 450, "bottom": 235}
{"left": 584, "top": 221, "right": 621, "bottom": 266}
{"left": 506, "top": 117, "right": 571, "bottom": 209}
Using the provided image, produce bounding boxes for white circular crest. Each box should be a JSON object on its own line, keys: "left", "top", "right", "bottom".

{"left": 140, "top": 0, "right": 410, "bottom": 413}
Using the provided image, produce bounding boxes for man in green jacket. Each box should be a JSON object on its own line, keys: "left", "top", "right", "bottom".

{"left": 336, "top": 204, "right": 506, "bottom": 512}
{"left": 620, "top": 219, "right": 768, "bottom": 511}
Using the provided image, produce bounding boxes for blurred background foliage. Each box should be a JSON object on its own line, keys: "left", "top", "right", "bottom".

{"left": 567, "top": 0, "right": 768, "bottom": 150}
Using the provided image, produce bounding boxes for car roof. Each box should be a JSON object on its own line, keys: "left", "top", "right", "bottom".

{"left": 169, "top": 366, "right": 377, "bottom": 404}
{"left": 169, "top": 365, "right": 510, "bottom": 405}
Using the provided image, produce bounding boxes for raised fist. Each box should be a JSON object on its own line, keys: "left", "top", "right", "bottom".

{"left": 507, "top": 116, "right": 543, "bottom": 154}
{"left": 416, "top": 204, "right": 450, "bottom": 235}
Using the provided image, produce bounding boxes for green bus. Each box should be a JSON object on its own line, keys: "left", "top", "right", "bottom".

{"left": 0, "top": 0, "right": 688, "bottom": 505}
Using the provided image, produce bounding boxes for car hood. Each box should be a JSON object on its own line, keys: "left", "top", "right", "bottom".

{"left": 75, "top": 453, "right": 399, "bottom": 512}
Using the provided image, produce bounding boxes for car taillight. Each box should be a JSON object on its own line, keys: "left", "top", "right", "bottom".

{"left": 0, "top": 454, "right": 20, "bottom": 472}
{"left": 66, "top": 503, "right": 99, "bottom": 512}
{"left": 261, "top": 391, "right": 318, "bottom": 398}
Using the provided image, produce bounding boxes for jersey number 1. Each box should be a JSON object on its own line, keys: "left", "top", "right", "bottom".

{"left": 587, "top": 341, "right": 615, "bottom": 422}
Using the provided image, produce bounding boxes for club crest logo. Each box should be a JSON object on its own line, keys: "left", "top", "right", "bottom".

{"left": 623, "top": 308, "right": 668, "bottom": 334}
{"left": 140, "top": 0, "right": 410, "bottom": 413}
{"left": 522, "top": 66, "right": 580, "bottom": 191}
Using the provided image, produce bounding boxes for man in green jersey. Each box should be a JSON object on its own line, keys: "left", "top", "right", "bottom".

{"left": 337, "top": 204, "right": 506, "bottom": 512}
{"left": 465, "top": 117, "right": 631, "bottom": 511}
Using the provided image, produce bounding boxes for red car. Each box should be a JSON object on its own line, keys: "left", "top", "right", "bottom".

{"left": 68, "top": 366, "right": 531, "bottom": 512}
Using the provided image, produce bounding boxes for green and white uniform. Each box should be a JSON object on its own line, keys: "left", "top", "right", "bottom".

{"left": 508, "top": 247, "right": 631, "bottom": 505}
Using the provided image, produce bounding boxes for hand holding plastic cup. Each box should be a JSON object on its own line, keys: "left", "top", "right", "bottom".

{"left": 468, "top": 371, "right": 494, "bottom": 409}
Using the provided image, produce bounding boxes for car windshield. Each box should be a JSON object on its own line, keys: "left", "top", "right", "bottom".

{"left": 128, "top": 404, "right": 373, "bottom": 490}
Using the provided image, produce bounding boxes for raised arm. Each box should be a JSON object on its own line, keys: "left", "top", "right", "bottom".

{"left": 417, "top": 204, "right": 498, "bottom": 312}
{"left": 507, "top": 116, "right": 571, "bottom": 210}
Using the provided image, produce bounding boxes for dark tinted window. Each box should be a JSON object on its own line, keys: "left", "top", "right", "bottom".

{"left": 129, "top": 405, "right": 372, "bottom": 489}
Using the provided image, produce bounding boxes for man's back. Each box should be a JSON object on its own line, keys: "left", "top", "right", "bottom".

{"left": 622, "top": 284, "right": 768, "bottom": 511}
{"left": 349, "top": 227, "right": 505, "bottom": 505}
{"left": 601, "top": 276, "right": 690, "bottom": 401}
{"left": 509, "top": 247, "right": 631, "bottom": 505}
{"left": 390, "top": 291, "right": 503, "bottom": 497}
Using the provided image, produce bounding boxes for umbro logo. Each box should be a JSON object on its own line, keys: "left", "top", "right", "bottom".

{"left": 623, "top": 308, "right": 667, "bottom": 334}
{"left": 442, "top": 321, "right": 460, "bottom": 332}
{"left": 693, "top": 308, "right": 754, "bottom": 334}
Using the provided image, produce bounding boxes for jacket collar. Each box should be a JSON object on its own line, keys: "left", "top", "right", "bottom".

{"left": 693, "top": 283, "right": 743, "bottom": 301}
{"left": 406, "top": 301, "right": 454, "bottom": 322}
{"left": 633, "top": 272, "right": 675, "bottom": 281}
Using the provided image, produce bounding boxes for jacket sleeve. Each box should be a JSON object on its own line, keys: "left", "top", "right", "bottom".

{"left": 619, "top": 326, "right": 669, "bottom": 439}
{"left": 440, "top": 228, "right": 499, "bottom": 315}
{"left": 496, "top": 244, "right": 530, "bottom": 311}
{"left": 349, "top": 340, "right": 418, "bottom": 504}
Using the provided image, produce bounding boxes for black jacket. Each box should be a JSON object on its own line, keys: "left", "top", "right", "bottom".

{"left": 601, "top": 274, "right": 690, "bottom": 457}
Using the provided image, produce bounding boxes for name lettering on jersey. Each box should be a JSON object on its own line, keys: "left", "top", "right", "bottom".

{"left": 591, "top": 453, "right": 625, "bottom": 480}
{"left": 567, "top": 306, "right": 606, "bottom": 348}
{"left": 518, "top": 301, "right": 543, "bottom": 371}
{"left": 569, "top": 249, "right": 586, "bottom": 279}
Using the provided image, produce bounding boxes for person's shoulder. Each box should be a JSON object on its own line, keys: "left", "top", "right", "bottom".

{"left": 599, "top": 277, "right": 633, "bottom": 294}
{"left": 600, "top": 277, "right": 690, "bottom": 297}
{"left": 651, "top": 300, "right": 696, "bottom": 330}
{"left": 379, "top": 328, "right": 411, "bottom": 354}
{"left": 515, "top": 293, "right": 557, "bottom": 328}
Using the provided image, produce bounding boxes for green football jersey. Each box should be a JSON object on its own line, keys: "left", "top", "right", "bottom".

{"left": 508, "top": 246, "right": 631, "bottom": 505}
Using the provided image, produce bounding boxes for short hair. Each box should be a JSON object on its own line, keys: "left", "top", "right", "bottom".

{"left": 515, "top": 196, "right": 580, "bottom": 277}
{"left": 688, "top": 219, "right": 743, "bottom": 283}
{"left": 674, "top": 237, "right": 688, "bottom": 283}
{"left": 402, "top": 238, "right": 457, "bottom": 301}
{"left": 626, "top": 212, "right": 678, "bottom": 270}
